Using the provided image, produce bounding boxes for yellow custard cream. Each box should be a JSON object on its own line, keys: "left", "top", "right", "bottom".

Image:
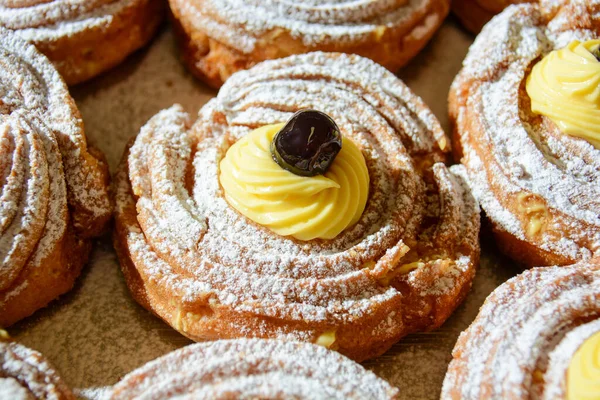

{"left": 219, "top": 123, "right": 369, "bottom": 241}
{"left": 568, "top": 330, "right": 600, "bottom": 400}
{"left": 526, "top": 39, "right": 600, "bottom": 149}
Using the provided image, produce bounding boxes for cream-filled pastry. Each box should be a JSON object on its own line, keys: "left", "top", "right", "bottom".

{"left": 442, "top": 259, "right": 600, "bottom": 399}
{"left": 114, "top": 52, "right": 480, "bottom": 362}
{"left": 450, "top": 0, "right": 600, "bottom": 268}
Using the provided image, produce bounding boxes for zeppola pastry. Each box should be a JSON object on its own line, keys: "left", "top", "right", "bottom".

{"left": 0, "top": 337, "right": 74, "bottom": 400}
{"left": 0, "top": 28, "right": 112, "bottom": 327}
{"left": 441, "top": 258, "right": 600, "bottom": 399}
{"left": 109, "top": 339, "right": 399, "bottom": 399}
{"left": 449, "top": 0, "right": 600, "bottom": 267}
{"left": 0, "top": 0, "right": 165, "bottom": 85}
{"left": 168, "top": 0, "right": 451, "bottom": 87}
{"left": 452, "top": 0, "right": 528, "bottom": 33}
{"left": 114, "top": 52, "right": 480, "bottom": 361}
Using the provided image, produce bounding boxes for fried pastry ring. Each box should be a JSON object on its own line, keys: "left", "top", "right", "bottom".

{"left": 442, "top": 259, "right": 600, "bottom": 399}
{"left": 450, "top": 0, "right": 600, "bottom": 267}
{"left": 0, "top": 339, "right": 74, "bottom": 400}
{"left": 0, "top": 28, "right": 112, "bottom": 327}
{"left": 168, "top": 0, "right": 451, "bottom": 87}
{"left": 114, "top": 52, "right": 480, "bottom": 362}
{"left": 0, "top": 0, "right": 165, "bottom": 85}
{"left": 109, "top": 339, "right": 399, "bottom": 399}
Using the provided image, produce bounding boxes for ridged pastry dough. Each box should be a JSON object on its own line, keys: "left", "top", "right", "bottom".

{"left": 0, "top": 28, "right": 112, "bottom": 327}
{"left": 0, "top": 340, "right": 74, "bottom": 400}
{"left": 450, "top": 0, "right": 600, "bottom": 267}
{"left": 168, "top": 0, "right": 451, "bottom": 87}
{"left": 442, "top": 258, "right": 600, "bottom": 399}
{"left": 109, "top": 339, "right": 399, "bottom": 399}
{"left": 114, "top": 52, "right": 480, "bottom": 362}
{"left": 0, "top": 0, "right": 165, "bottom": 85}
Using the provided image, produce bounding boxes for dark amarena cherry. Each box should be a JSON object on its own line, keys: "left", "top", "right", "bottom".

{"left": 593, "top": 46, "right": 600, "bottom": 62}
{"left": 271, "top": 110, "right": 342, "bottom": 177}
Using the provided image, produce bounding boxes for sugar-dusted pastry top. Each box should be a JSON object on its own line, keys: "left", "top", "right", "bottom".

{"left": 0, "top": 0, "right": 165, "bottom": 85}
{"left": 441, "top": 259, "right": 600, "bottom": 399}
{"left": 526, "top": 39, "right": 600, "bottom": 148}
{"left": 0, "top": 27, "right": 111, "bottom": 229}
{"left": 219, "top": 123, "right": 369, "bottom": 240}
{"left": 450, "top": 0, "right": 600, "bottom": 265}
{"left": 109, "top": 339, "right": 399, "bottom": 399}
{"left": 115, "top": 51, "right": 480, "bottom": 361}
{"left": 0, "top": 340, "right": 74, "bottom": 400}
{"left": 0, "top": 27, "right": 112, "bottom": 326}
{"left": 0, "top": 0, "right": 142, "bottom": 41}
{"left": 170, "top": 0, "right": 443, "bottom": 53}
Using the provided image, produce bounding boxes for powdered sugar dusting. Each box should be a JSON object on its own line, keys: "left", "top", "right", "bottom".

{"left": 441, "top": 259, "right": 600, "bottom": 399}
{"left": 0, "top": 28, "right": 111, "bottom": 311}
{"left": 115, "top": 51, "right": 479, "bottom": 359}
{"left": 0, "top": 1, "right": 139, "bottom": 42}
{"left": 0, "top": 377, "right": 33, "bottom": 400}
{"left": 0, "top": 341, "right": 74, "bottom": 399}
{"left": 170, "top": 0, "right": 436, "bottom": 52}
{"left": 7, "top": 23, "right": 485, "bottom": 400}
{"left": 110, "top": 339, "right": 399, "bottom": 399}
{"left": 451, "top": 0, "right": 600, "bottom": 262}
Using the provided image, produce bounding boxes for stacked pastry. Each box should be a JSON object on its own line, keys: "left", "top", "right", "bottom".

{"left": 114, "top": 51, "right": 480, "bottom": 362}
{"left": 168, "top": 0, "right": 451, "bottom": 87}
{"left": 0, "top": 0, "right": 165, "bottom": 85}
{"left": 450, "top": 0, "right": 600, "bottom": 267}
{"left": 0, "top": 28, "right": 112, "bottom": 327}
{"left": 442, "top": 259, "right": 600, "bottom": 399}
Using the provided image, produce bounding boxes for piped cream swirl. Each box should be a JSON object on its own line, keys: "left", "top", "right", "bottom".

{"left": 568, "top": 330, "right": 600, "bottom": 400}
{"left": 219, "top": 123, "right": 369, "bottom": 241}
{"left": 526, "top": 40, "right": 600, "bottom": 148}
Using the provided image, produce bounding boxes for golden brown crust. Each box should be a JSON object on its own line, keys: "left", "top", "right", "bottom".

{"left": 168, "top": 0, "right": 450, "bottom": 88}
{"left": 108, "top": 340, "right": 400, "bottom": 399}
{"left": 114, "top": 177, "right": 406, "bottom": 362}
{"left": 3, "top": 0, "right": 165, "bottom": 85}
{"left": 115, "top": 185, "right": 477, "bottom": 361}
{"left": 442, "top": 259, "right": 600, "bottom": 399}
{"left": 449, "top": 0, "right": 600, "bottom": 267}
{"left": 0, "top": 226, "right": 90, "bottom": 328}
{"left": 113, "top": 53, "right": 480, "bottom": 362}
{"left": 0, "top": 28, "right": 112, "bottom": 327}
{"left": 452, "top": 0, "right": 533, "bottom": 33}
{"left": 0, "top": 341, "right": 75, "bottom": 399}
{"left": 490, "top": 224, "right": 573, "bottom": 266}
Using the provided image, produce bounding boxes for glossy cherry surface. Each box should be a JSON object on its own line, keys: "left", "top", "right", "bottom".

{"left": 592, "top": 46, "right": 600, "bottom": 61}
{"left": 271, "top": 110, "right": 342, "bottom": 177}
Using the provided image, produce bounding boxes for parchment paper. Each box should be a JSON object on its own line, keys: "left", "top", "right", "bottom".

{"left": 9, "top": 18, "right": 523, "bottom": 400}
